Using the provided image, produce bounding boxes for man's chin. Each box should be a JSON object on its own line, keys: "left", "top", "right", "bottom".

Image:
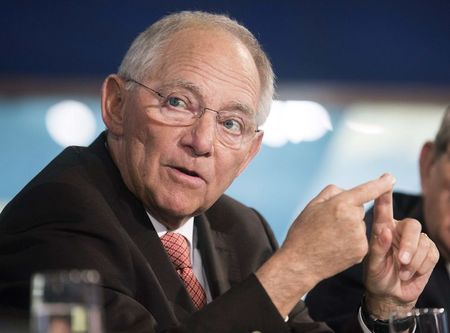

{"left": 147, "top": 200, "right": 205, "bottom": 224}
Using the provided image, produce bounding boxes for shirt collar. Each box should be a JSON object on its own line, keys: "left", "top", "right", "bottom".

{"left": 146, "top": 211, "right": 195, "bottom": 249}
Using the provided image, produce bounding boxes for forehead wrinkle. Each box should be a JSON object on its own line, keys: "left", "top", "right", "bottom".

{"left": 182, "top": 57, "right": 260, "bottom": 101}
{"left": 158, "top": 50, "right": 259, "bottom": 102}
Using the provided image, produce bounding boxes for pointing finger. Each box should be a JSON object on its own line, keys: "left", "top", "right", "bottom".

{"left": 372, "top": 182, "right": 395, "bottom": 232}
{"left": 366, "top": 227, "right": 393, "bottom": 274}
{"left": 338, "top": 173, "right": 396, "bottom": 206}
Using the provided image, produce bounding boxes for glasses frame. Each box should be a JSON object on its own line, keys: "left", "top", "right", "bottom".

{"left": 125, "top": 78, "right": 261, "bottom": 149}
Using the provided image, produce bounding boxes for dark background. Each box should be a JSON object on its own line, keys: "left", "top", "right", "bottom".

{"left": 2, "top": 0, "right": 450, "bottom": 86}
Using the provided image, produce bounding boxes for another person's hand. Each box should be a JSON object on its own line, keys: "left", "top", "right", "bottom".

{"left": 363, "top": 185, "right": 440, "bottom": 319}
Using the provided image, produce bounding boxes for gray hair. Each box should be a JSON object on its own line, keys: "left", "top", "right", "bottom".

{"left": 118, "top": 11, "right": 274, "bottom": 126}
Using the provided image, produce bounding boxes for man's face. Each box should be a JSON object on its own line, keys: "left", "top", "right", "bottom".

{"left": 110, "top": 29, "right": 263, "bottom": 228}
{"left": 421, "top": 144, "right": 450, "bottom": 261}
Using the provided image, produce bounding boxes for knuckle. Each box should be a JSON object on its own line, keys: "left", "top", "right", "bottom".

{"left": 355, "top": 239, "right": 368, "bottom": 258}
{"left": 402, "top": 240, "right": 414, "bottom": 250}
{"left": 361, "top": 242, "right": 369, "bottom": 257}
{"left": 354, "top": 256, "right": 364, "bottom": 264}
{"left": 360, "top": 220, "right": 367, "bottom": 235}
{"left": 416, "top": 265, "right": 427, "bottom": 276}
{"left": 420, "top": 233, "right": 431, "bottom": 249}
{"left": 356, "top": 221, "right": 367, "bottom": 235}
{"left": 413, "top": 219, "right": 422, "bottom": 230}
{"left": 325, "top": 184, "right": 338, "bottom": 191}
{"left": 408, "top": 218, "right": 422, "bottom": 231}
{"left": 430, "top": 243, "right": 440, "bottom": 263}
{"left": 334, "top": 201, "right": 348, "bottom": 217}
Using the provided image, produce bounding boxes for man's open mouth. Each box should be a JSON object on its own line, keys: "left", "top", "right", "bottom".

{"left": 173, "top": 166, "right": 200, "bottom": 178}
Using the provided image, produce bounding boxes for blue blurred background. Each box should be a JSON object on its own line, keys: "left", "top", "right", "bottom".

{"left": 1, "top": 1, "right": 449, "bottom": 242}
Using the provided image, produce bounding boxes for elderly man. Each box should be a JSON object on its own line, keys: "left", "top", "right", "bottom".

{"left": 0, "top": 11, "right": 439, "bottom": 333}
{"left": 306, "top": 107, "right": 450, "bottom": 331}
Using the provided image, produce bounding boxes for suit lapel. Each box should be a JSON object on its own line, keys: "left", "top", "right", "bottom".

{"left": 196, "top": 214, "right": 241, "bottom": 299}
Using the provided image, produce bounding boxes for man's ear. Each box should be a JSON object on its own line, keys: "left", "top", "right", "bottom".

{"left": 101, "top": 74, "right": 126, "bottom": 136}
{"left": 419, "top": 141, "right": 435, "bottom": 194}
{"left": 236, "top": 131, "right": 264, "bottom": 177}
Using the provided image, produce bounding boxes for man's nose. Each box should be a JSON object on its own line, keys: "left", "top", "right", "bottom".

{"left": 182, "top": 109, "right": 217, "bottom": 156}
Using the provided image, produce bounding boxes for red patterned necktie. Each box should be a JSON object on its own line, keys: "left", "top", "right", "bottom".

{"left": 160, "top": 232, "right": 207, "bottom": 309}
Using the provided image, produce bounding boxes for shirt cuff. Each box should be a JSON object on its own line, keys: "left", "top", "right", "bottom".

{"left": 358, "top": 306, "right": 416, "bottom": 333}
{"left": 358, "top": 306, "right": 374, "bottom": 333}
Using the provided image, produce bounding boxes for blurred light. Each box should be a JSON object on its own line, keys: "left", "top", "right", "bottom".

{"left": 45, "top": 100, "right": 97, "bottom": 147}
{"left": 346, "top": 121, "right": 385, "bottom": 134}
{"left": 262, "top": 100, "right": 332, "bottom": 147}
{"left": 341, "top": 103, "right": 444, "bottom": 157}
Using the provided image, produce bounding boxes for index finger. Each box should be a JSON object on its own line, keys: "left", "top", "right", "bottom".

{"left": 373, "top": 186, "right": 395, "bottom": 229}
{"left": 338, "top": 173, "right": 396, "bottom": 206}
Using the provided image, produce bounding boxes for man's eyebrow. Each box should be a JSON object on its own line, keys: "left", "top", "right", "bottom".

{"left": 160, "top": 79, "right": 203, "bottom": 97}
{"left": 160, "top": 79, "right": 256, "bottom": 117}
{"left": 222, "top": 101, "right": 255, "bottom": 117}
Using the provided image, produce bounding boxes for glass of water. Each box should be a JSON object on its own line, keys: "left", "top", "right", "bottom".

{"left": 389, "top": 308, "right": 448, "bottom": 333}
{"left": 30, "top": 270, "right": 103, "bottom": 333}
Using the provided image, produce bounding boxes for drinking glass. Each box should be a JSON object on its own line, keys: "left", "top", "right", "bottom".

{"left": 30, "top": 270, "right": 104, "bottom": 333}
{"left": 389, "top": 308, "right": 448, "bottom": 333}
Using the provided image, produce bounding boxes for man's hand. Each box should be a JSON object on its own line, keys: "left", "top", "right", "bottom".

{"left": 256, "top": 174, "right": 396, "bottom": 318}
{"left": 363, "top": 184, "right": 440, "bottom": 319}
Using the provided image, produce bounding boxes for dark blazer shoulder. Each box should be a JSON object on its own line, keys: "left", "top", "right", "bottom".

{"left": 0, "top": 135, "right": 120, "bottom": 232}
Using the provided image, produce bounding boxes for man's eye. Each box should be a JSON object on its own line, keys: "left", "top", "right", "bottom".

{"left": 167, "top": 96, "right": 188, "bottom": 109}
{"left": 222, "top": 119, "right": 243, "bottom": 133}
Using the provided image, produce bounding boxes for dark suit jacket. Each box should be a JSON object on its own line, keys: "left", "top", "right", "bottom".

{"left": 305, "top": 192, "right": 450, "bottom": 332}
{"left": 0, "top": 133, "right": 334, "bottom": 333}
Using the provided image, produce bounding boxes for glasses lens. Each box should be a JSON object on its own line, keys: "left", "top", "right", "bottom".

{"left": 216, "top": 113, "right": 257, "bottom": 149}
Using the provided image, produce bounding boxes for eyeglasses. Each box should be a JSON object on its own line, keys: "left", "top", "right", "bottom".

{"left": 126, "top": 78, "right": 260, "bottom": 150}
